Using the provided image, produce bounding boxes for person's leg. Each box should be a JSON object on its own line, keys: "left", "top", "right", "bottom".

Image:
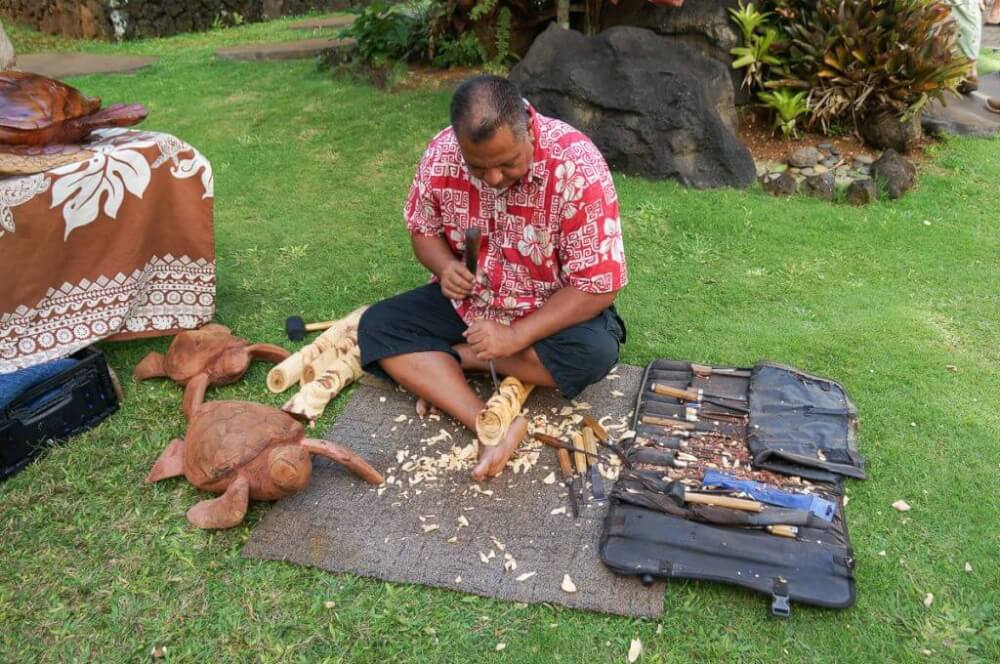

{"left": 532, "top": 307, "right": 626, "bottom": 399}
{"left": 988, "top": 0, "right": 1000, "bottom": 25}
{"left": 952, "top": 0, "right": 982, "bottom": 92}
{"left": 359, "top": 284, "right": 482, "bottom": 428}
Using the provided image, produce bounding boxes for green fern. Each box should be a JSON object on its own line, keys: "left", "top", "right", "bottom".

{"left": 728, "top": 1, "right": 771, "bottom": 44}
{"left": 469, "top": 0, "right": 498, "bottom": 21}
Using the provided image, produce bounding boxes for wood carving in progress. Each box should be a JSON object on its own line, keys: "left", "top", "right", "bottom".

{"left": 475, "top": 376, "right": 535, "bottom": 447}
{"left": 267, "top": 306, "right": 367, "bottom": 393}
{"left": 282, "top": 345, "right": 363, "bottom": 422}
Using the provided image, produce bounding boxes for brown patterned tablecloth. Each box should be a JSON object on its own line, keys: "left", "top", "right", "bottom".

{"left": 0, "top": 129, "right": 215, "bottom": 373}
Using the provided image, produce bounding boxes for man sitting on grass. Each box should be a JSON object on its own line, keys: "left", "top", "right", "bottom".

{"left": 358, "top": 75, "right": 627, "bottom": 480}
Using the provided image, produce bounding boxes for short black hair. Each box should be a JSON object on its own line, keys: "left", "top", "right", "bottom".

{"left": 450, "top": 75, "right": 529, "bottom": 144}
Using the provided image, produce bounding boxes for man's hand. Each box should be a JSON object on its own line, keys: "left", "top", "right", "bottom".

{"left": 439, "top": 260, "right": 475, "bottom": 300}
{"left": 464, "top": 320, "right": 526, "bottom": 360}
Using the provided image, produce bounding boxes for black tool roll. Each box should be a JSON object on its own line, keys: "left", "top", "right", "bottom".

{"left": 599, "top": 359, "right": 863, "bottom": 616}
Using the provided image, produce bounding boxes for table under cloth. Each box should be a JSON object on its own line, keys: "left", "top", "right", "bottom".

{"left": 0, "top": 128, "right": 216, "bottom": 373}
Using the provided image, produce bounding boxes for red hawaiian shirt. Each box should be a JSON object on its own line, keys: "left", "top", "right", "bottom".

{"left": 404, "top": 104, "right": 628, "bottom": 325}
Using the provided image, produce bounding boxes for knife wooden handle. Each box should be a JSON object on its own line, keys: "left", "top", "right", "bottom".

{"left": 582, "top": 427, "right": 598, "bottom": 467}
{"left": 582, "top": 415, "right": 608, "bottom": 442}
{"left": 683, "top": 492, "right": 763, "bottom": 512}
{"left": 641, "top": 415, "right": 696, "bottom": 430}
{"left": 766, "top": 525, "right": 799, "bottom": 538}
{"left": 571, "top": 431, "right": 588, "bottom": 474}
{"left": 556, "top": 448, "right": 574, "bottom": 478}
{"left": 651, "top": 383, "right": 700, "bottom": 402}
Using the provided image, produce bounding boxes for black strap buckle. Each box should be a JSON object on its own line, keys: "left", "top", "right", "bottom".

{"left": 771, "top": 579, "right": 791, "bottom": 618}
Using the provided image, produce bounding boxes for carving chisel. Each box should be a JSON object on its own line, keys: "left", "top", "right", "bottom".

{"left": 556, "top": 448, "right": 579, "bottom": 518}
{"left": 464, "top": 227, "right": 501, "bottom": 394}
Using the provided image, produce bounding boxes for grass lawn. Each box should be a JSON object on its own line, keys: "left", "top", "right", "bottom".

{"left": 2, "top": 18, "right": 999, "bottom": 664}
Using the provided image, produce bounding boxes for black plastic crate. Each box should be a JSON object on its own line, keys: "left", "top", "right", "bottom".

{"left": 1, "top": 346, "right": 121, "bottom": 480}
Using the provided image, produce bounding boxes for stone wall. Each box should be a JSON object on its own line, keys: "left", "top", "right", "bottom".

{"left": 0, "top": 0, "right": 361, "bottom": 41}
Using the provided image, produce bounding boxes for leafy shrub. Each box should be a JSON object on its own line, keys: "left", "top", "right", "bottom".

{"left": 758, "top": 88, "right": 809, "bottom": 138}
{"left": 729, "top": 0, "right": 970, "bottom": 134}
{"left": 343, "top": 0, "right": 437, "bottom": 65}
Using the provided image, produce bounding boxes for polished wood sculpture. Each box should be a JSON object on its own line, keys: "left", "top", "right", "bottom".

{"left": 145, "top": 395, "right": 384, "bottom": 529}
{"left": 134, "top": 324, "right": 291, "bottom": 419}
{"left": 0, "top": 71, "right": 147, "bottom": 146}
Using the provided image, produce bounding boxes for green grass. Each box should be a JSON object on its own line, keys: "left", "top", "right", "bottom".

{"left": 2, "top": 19, "right": 1000, "bottom": 664}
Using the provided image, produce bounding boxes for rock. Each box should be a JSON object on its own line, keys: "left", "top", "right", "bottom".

{"left": 760, "top": 172, "right": 797, "bottom": 196}
{"left": 821, "top": 157, "right": 838, "bottom": 168}
{"left": 802, "top": 172, "right": 835, "bottom": 200}
{"left": 854, "top": 154, "right": 875, "bottom": 166}
{"left": 818, "top": 143, "right": 833, "bottom": 151}
{"left": 830, "top": 146, "right": 841, "bottom": 156}
{"left": 835, "top": 176, "right": 854, "bottom": 190}
{"left": 510, "top": 25, "right": 755, "bottom": 188}
{"left": 788, "top": 146, "right": 821, "bottom": 168}
{"left": 789, "top": 167, "right": 801, "bottom": 174}
{"left": 801, "top": 167, "right": 816, "bottom": 177}
{"left": 859, "top": 111, "right": 923, "bottom": 153}
{"left": 601, "top": 0, "right": 742, "bottom": 96}
{"left": 764, "top": 161, "right": 788, "bottom": 173}
{"left": 813, "top": 164, "right": 829, "bottom": 174}
{"left": 872, "top": 149, "right": 917, "bottom": 199}
{"left": 845, "top": 179, "right": 877, "bottom": 206}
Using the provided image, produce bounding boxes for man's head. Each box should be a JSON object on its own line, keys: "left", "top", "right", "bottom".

{"left": 450, "top": 75, "right": 533, "bottom": 190}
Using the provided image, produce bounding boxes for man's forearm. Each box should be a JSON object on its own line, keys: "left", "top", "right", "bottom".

{"left": 512, "top": 286, "right": 618, "bottom": 349}
{"left": 412, "top": 234, "right": 458, "bottom": 278}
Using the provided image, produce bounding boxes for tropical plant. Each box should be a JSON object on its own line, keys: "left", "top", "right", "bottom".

{"left": 730, "top": 26, "right": 781, "bottom": 90}
{"left": 342, "top": 0, "right": 438, "bottom": 65}
{"left": 758, "top": 88, "right": 809, "bottom": 138}
{"left": 729, "top": 0, "right": 771, "bottom": 44}
{"left": 762, "top": 0, "right": 970, "bottom": 131}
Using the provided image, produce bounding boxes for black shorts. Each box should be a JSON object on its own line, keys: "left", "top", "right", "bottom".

{"left": 358, "top": 283, "right": 626, "bottom": 399}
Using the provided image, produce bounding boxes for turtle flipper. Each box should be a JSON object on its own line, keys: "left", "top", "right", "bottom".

{"left": 301, "top": 438, "right": 384, "bottom": 485}
{"left": 145, "top": 438, "right": 185, "bottom": 483}
{"left": 246, "top": 343, "right": 291, "bottom": 364}
{"left": 133, "top": 352, "right": 167, "bottom": 381}
{"left": 182, "top": 373, "right": 210, "bottom": 422}
{"left": 186, "top": 474, "right": 250, "bottom": 529}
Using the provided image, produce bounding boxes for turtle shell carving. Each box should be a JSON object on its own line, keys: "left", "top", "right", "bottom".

{"left": 145, "top": 399, "right": 384, "bottom": 529}
{"left": 0, "top": 71, "right": 148, "bottom": 146}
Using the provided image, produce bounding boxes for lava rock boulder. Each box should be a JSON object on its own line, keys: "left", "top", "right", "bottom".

{"left": 510, "top": 25, "right": 755, "bottom": 189}
{"left": 872, "top": 149, "right": 917, "bottom": 199}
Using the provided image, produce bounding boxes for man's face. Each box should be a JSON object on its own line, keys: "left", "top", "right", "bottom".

{"left": 457, "top": 123, "right": 533, "bottom": 191}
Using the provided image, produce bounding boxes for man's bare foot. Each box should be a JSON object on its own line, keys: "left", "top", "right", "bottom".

{"left": 415, "top": 397, "right": 440, "bottom": 417}
{"left": 471, "top": 416, "right": 529, "bottom": 480}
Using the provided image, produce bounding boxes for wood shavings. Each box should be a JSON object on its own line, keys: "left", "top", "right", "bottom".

{"left": 479, "top": 551, "right": 490, "bottom": 564}
{"left": 551, "top": 507, "right": 566, "bottom": 515}
{"left": 457, "top": 515, "right": 469, "bottom": 528}
{"left": 516, "top": 571, "right": 536, "bottom": 582}
{"left": 572, "top": 400, "right": 592, "bottom": 410}
{"left": 490, "top": 536, "right": 506, "bottom": 551}
{"left": 379, "top": 396, "right": 387, "bottom": 403}
{"left": 395, "top": 450, "right": 408, "bottom": 464}
{"left": 503, "top": 553, "right": 517, "bottom": 571}
{"left": 323, "top": 601, "right": 336, "bottom": 609}
{"left": 510, "top": 450, "right": 540, "bottom": 474}
{"left": 542, "top": 471, "right": 556, "bottom": 485}
{"left": 559, "top": 406, "right": 574, "bottom": 416}
{"left": 605, "top": 374, "right": 621, "bottom": 380}
{"left": 611, "top": 390, "right": 625, "bottom": 398}
{"left": 447, "top": 536, "right": 458, "bottom": 544}
{"left": 628, "top": 638, "right": 642, "bottom": 662}
{"left": 393, "top": 414, "right": 408, "bottom": 423}
{"left": 923, "top": 593, "right": 934, "bottom": 608}
{"left": 421, "top": 524, "right": 439, "bottom": 533}
{"left": 422, "top": 429, "right": 453, "bottom": 446}
{"left": 455, "top": 575, "right": 462, "bottom": 583}
{"left": 893, "top": 500, "right": 912, "bottom": 512}
{"left": 965, "top": 562, "right": 972, "bottom": 572}
{"left": 495, "top": 643, "right": 506, "bottom": 652}
{"left": 561, "top": 574, "right": 577, "bottom": 593}
{"left": 476, "top": 377, "right": 535, "bottom": 447}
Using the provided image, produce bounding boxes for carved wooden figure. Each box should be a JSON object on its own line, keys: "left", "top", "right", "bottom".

{"left": 134, "top": 324, "right": 291, "bottom": 419}
{"left": 145, "top": 394, "right": 384, "bottom": 529}
{"left": 0, "top": 71, "right": 147, "bottom": 146}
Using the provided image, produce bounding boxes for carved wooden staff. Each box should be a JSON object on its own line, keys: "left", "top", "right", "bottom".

{"left": 267, "top": 306, "right": 367, "bottom": 393}
{"left": 475, "top": 376, "right": 534, "bottom": 447}
{"left": 282, "top": 345, "right": 363, "bottom": 422}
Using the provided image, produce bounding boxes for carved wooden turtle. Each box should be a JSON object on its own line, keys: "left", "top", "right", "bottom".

{"left": 145, "top": 396, "right": 384, "bottom": 529}
{"left": 0, "top": 71, "right": 147, "bottom": 146}
{"left": 134, "top": 324, "right": 291, "bottom": 419}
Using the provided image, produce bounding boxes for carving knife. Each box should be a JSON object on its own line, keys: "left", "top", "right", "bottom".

{"left": 464, "top": 227, "right": 501, "bottom": 394}
{"left": 557, "top": 448, "right": 579, "bottom": 518}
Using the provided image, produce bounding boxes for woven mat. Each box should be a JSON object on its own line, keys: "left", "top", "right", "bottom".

{"left": 0, "top": 148, "right": 92, "bottom": 176}
{"left": 243, "top": 365, "right": 665, "bottom": 618}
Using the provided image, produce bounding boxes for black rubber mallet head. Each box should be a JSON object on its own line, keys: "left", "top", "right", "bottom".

{"left": 286, "top": 316, "right": 307, "bottom": 341}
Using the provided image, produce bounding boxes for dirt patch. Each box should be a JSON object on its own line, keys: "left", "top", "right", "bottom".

{"left": 737, "top": 108, "right": 929, "bottom": 165}
{"left": 396, "top": 66, "right": 481, "bottom": 91}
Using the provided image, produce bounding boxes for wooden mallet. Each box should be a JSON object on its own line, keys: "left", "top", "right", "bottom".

{"left": 285, "top": 316, "right": 335, "bottom": 342}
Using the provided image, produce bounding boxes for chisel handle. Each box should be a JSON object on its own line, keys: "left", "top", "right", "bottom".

{"left": 557, "top": 448, "right": 574, "bottom": 478}
{"left": 766, "top": 525, "right": 799, "bottom": 538}
{"left": 464, "top": 227, "right": 481, "bottom": 275}
{"left": 684, "top": 491, "right": 763, "bottom": 512}
{"left": 651, "top": 383, "right": 701, "bottom": 402}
